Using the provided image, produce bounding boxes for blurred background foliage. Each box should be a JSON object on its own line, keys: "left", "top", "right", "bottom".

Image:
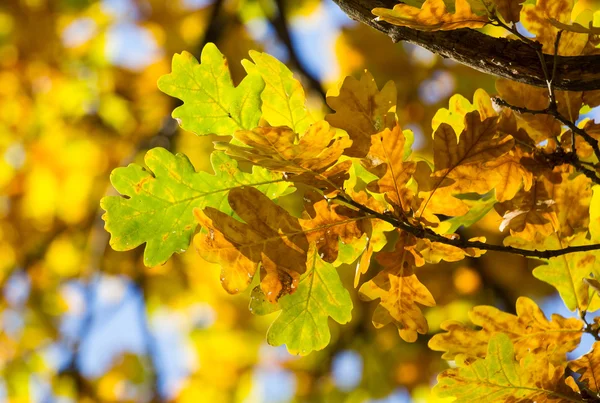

{"left": 3, "top": 0, "right": 600, "bottom": 402}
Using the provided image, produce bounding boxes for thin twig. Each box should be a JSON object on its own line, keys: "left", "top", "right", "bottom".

{"left": 333, "top": 194, "right": 600, "bottom": 259}
{"left": 492, "top": 97, "right": 600, "bottom": 184}
{"left": 266, "top": 0, "right": 328, "bottom": 102}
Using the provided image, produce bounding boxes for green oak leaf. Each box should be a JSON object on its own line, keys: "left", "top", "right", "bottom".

{"left": 157, "top": 43, "right": 264, "bottom": 136}
{"left": 533, "top": 233, "right": 597, "bottom": 312}
{"left": 267, "top": 248, "right": 353, "bottom": 355}
{"left": 242, "top": 50, "right": 313, "bottom": 133}
{"left": 101, "top": 147, "right": 290, "bottom": 267}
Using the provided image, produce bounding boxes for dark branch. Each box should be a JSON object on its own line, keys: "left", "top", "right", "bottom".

{"left": 265, "top": 0, "right": 328, "bottom": 102}
{"left": 334, "top": 195, "right": 600, "bottom": 259}
{"left": 332, "top": 0, "right": 600, "bottom": 91}
{"left": 492, "top": 97, "right": 600, "bottom": 184}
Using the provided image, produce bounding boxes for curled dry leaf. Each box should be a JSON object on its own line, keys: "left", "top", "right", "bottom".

{"left": 372, "top": 0, "right": 489, "bottom": 31}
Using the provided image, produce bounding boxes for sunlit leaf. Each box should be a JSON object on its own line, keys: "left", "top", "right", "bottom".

{"left": 568, "top": 341, "right": 600, "bottom": 393}
{"left": 359, "top": 232, "right": 435, "bottom": 342}
{"left": 521, "top": 0, "right": 588, "bottom": 55}
{"left": 372, "top": 0, "right": 489, "bottom": 31}
{"left": 429, "top": 297, "right": 583, "bottom": 363}
{"left": 533, "top": 234, "right": 597, "bottom": 311}
{"left": 267, "top": 247, "right": 353, "bottom": 355}
{"left": 434, "top": 333, "right": 581, "bottom": 402}
{"left": 157, "top": 44, "right": 264, "bottom": 135}
{"left": 242, "top": 50, "right": 313, "bottom": 133}
{"left": 216, "top": 120, "right": 351, "bottom": 175}
{"left": 101, "top": 148, "right": 290, "bottom": 267}
{"left": 194, "top": 187, "right": 364, "bottom": 301}
{"left": 326, "top": 70, "right": 397, "bottom": 157}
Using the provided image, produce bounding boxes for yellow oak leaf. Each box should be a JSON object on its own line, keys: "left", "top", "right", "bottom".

{"left": 372, "top": 0, "right": 489, "bottom": 31}
{"left": 568, "top": 341, "right": 600, "bottom": 393}
{"left": 194, "top": 187, "right": 364, "bottom": 302}
{"left": 434, "top": 333, "right": 582, "bottom": 402}
{"left": 419, "top": 110, "right": 519, "bottom": 217}
{"left": 429, "top": 296, "right": 583, "bottom": 363}
{"left": 415, "top": 236, "right": 485, "bottom": 264}
{"left": 432, "top": 88, "right": 497, "bottom": 135}
{"left": 484, "top": 151, "right": 534, "bottom": 202}
{"left": 551, "top": 171, "right": 592, "bottom": 236}
{"left": 359, "top": 233, "right": 435, "bottom": 342}
{"left": 326, "top": 70, "right": 397, "bottom": 157}
{"left": 414, "top": 160, "right": 470, "bottom": 218}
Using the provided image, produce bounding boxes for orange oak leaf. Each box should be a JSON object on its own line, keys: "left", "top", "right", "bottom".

{"left": 496, "top": 79, "right": 585, "bottom": 142}
{"left": 429, "top": 297, "right": 583, "bottom": 363}
{"left": 433, "top": 112, "right": 512, "bottom": 172}
{"left": 418, "top": 111, "right": 518, "bottom": 217}
{"left": 492, "top": 0, "right": 525, "bottom": 23}
{"left": 365, "top": 124, "right": 417, "bottom": 212}
{"left": 326, "top": 70, "right": 397, "bottom": 157}
{"left": 372, "top": 0, "right": 489, "bottom": 31}
{"left": 568, "top": 342, "right": 600, "bottom": 393}
{"left": 300, "top": 200, "right": 364, "bottom": 263}
{"left": 496, "top": 179, "right": 558, "bottom": 237}
{"left": 359, "top": 233, "right": 435, "bottom": 342}
{"left": 521, "top": 0, "right": 588, "bottom": 56}
{"left": 194, "top": 187, "right": 364, "bottom": 302}
{"left": 218, "top": 120, "right": 351, "bottom": 174}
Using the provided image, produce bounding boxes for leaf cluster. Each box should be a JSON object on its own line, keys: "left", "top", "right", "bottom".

{"left": 101, "top": 2, "right": 600, "bottom": 396}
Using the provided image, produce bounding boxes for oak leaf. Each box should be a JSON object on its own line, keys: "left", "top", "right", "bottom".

{"left": 365, "top": 124, "right": 417, "bottom": 212}
{"left": 533, "top": 234, "right": 597, "bottom": 312}
{"left": 432, "top": 88, "right": 497, "bottom": 135}
{"left": 568, "top": 341, "right": 600, "bottom": 394}
{"left": 266, "top": 247, "right": 353, "bottom": 355}
{"left": 157, "top": 44, "right": 264, "bottom": 136}
{"left": 326, "top": 70, "right": 397, "bottom": 157}
{"left": 434, "top": 333, "right": 581, "bottom": 402}
{"left": 429, "top": 297, "right": 583, "bottom": 363}
{"left": 372, "top": 0, "right": 489, "bottom": 31}
{"left": 217, "top": 120, "right": 351, "bottom": 175}
{"left": 242, "top": 50, "right": 313, "bottom": 133}
{"left": 496, "top": 179, "right": 558, "bottom": 237}
{"left": 194, "top": 187, "right": 364, "bottom": 301}
{"left": 359, "top": 233, "right": 435, "bottom": 342}
{"left": 491, "top": 0, "right": 525, "bottom": 23}
{"left": 433, "top": 112, "right": 512, "bottom": 172}
{"left": 521, "top": 0, "right": 588, "bottom": 56}
{"left": 100, "top": 148, "right": 290, "bottom": 267}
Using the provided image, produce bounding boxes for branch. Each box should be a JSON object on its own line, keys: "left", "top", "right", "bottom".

{"left": 334, "top": 195, "right": 600, "bottom": 259}
{"left": 492, "top": 97, "right": 600, "bottom": 184}
{"left": 332, "top": 0, "right": 600, "bottom": 91}
{"left": 264, "top": 0, "right": 328, "bottom": 102}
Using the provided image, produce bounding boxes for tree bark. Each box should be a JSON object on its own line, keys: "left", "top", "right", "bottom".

{"left": 333, "top": 0, "right": 600, "bottom": 91}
